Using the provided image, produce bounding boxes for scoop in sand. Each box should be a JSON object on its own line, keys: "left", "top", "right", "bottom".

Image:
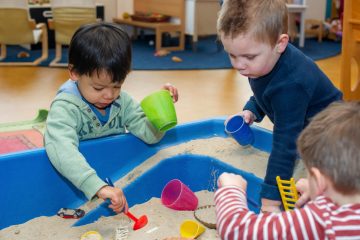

{"left": 105, "top": 177, "right": 148, "bottom": 230}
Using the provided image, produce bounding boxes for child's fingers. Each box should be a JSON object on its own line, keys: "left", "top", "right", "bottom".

{"left": 295, "top": 178, "right": 309, "bottom": 195}
{"left": 109, "top": 197, "right": 127, "bottom": 213}
{"left": 242, "top": 110, "right": 254, "bottom": 124}
{"left": 123, "top": 202, "right": 129, "bottom": 213}
{"left": 170, "top": 87, "right": 179, "bottom": 102}
{"left": 162, "top": 83, "right": 179, "bottom": 102}
{"left": 295, "top": 193, "right": 310, "bottom": 208}
{"left": 218, "top": 172, "right": 247, "bottom": 189}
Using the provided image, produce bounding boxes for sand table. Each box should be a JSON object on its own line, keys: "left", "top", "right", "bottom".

{"left": 0, "top": 137, "right": 306, "bottom": 240}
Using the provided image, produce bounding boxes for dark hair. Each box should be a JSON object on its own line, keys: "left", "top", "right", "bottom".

{"left": 68, "top": 22, "right": 132, "bottom": 83}
{"left": 297, "top": 101, "right": 360, "bottom": 194}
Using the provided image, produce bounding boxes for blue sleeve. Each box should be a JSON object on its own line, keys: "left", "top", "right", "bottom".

{"left": 260, "top": 83, "right": 309, "bottom": 201}
{"left": 243, "top": 96, "right": 266, "bottom": 122}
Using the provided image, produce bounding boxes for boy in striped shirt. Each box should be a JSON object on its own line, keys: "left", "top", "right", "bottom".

{"left": 215, "top": 101, "right": 360, "bottom": 239}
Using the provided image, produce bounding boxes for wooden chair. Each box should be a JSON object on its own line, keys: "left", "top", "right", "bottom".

{"left": 48, "top": 0, "right": 97, "bottom": 67}
{"left": 340, "top": 0, "right": 360, "bottom": 100}
{"left": 113, "top": 0, "right": 185, "bottom": 51}
{"left": 0, "top": 0, "right": 48, "bottom": 66}
{"left": 305, "top": 19, "right": 323, "bottom": 42}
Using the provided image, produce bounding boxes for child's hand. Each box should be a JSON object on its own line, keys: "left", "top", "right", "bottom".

{"left": 96, "top": 185, "right": 128, "bottom": 213}
{"left": 217, "top": 172, "right": 247, "bottom": 190}
{"left": 242, "top": 110, "right": 256, "bottom": 124}
{"left": 224, "top": 110, "right": 256, "bottom": 126}
{"left": 162, "top": 83, "right": 179, "bottom": 103}
{"left": 295, "top": 178, "right": 310, "bottom": 208}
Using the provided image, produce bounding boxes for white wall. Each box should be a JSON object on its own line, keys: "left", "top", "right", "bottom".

{"left": 96, "top": 0, "right": 118, "bottom": 22}
{"left": 305, "top": 0, "right": 327, "bottom": 20}
{"left": 116, "top": 0, "right": 133, "bottom": 16}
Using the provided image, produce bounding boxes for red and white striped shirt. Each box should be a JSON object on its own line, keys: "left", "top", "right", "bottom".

{"left": 215, "top": 186, "right": 360, "bottom": 240}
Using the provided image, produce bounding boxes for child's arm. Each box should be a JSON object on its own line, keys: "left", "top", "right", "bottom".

{"left": 261, "top": 84, "right": 309, "bottom": 202}
{"left": 215, "top": 173, "right": 250, "bottom": 239}
{"left": 215, "top": 173, "right": 315, "bottom": 239}
{"left": 243, "top": 96, "right": 266, "bottom": 122}
{"left": 44, "top": 102, "right": 107, "bottom": 200}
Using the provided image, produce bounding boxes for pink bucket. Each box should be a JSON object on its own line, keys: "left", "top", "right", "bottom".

{"left": 161, "top": 179, "right": 198, "bottom": 211}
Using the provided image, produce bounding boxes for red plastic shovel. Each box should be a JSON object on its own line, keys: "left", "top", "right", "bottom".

{"left": 125, "top": 211, "right": 148, "bottom": 230}
{"left": 105, "top": 177, "right": 148, "bottom": 230}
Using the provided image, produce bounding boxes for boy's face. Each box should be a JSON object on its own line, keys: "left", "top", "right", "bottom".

{"left": 221, "top": 32, "right": 283, "bottom": 79}
{"left": 71, "top": 70, "right": 122, "bottom": 110}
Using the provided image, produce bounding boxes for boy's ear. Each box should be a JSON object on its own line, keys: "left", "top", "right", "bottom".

{"left": 310, "top": 167, "right": 328, "bottom": 195}
{"left": 276, "top": 34, "right": 289, "bottom": 53}
{"left": 68, "top": 64, "right": 79, "bottom": 81}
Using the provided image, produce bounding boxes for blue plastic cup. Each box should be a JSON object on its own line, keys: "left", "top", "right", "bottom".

{"left": 225, "top": 115, "right": 254, "bottom": 146}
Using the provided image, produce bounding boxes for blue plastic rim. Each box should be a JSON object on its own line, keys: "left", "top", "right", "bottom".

{"left": 225, "top": 115, "right": 254, "bottom": 146}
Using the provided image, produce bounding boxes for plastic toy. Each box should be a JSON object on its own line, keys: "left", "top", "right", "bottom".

{"left": 115, "top": 225, "right": 129, "bottom": 240}
{"left": 124, "top": 211, "right": 148, "bottom": 231}
{"left": 161, "top": 179, "right": 198, "bottom": 211}
{"left": 225, "top": 115, "right": 254, "bottom": 146}
{"left": 105, "top": 177, "right": 148, "bottom": 230}
{"left": 154, "top": 49, "right": 170, "bottom": 57}
{"left": 57, "top": 208, "right": 85, "bottom": 219}
{"left": 180, "top": 219, "right": 205, "bottom": 239}
{"left": 171, "top": 56, "right": 182, "bottom": 62}
{"left": 276, "top": 176, "right": 299, "bottom": 211}
{"left": 80, "top": 231, "right": 103, "bottom": 240}
{"left": 140, "top": 90, "right": 177, "bottom": 132}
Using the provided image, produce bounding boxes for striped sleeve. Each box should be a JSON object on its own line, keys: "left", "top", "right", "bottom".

{"left": 214, "top": 186, "right": 323, "bottom": 240}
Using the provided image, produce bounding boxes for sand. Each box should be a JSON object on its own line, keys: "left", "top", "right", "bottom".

{"left": 0, "top": 137, "right": 306, "bottom": 240}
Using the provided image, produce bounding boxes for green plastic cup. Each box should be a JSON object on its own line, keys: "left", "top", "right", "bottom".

{"left": 140, "top": 90, "right": 177, "bottom": 131}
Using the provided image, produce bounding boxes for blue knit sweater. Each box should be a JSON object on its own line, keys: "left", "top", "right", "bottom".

{"left": 244, "top": 43, "right": 342, "bottom": 201}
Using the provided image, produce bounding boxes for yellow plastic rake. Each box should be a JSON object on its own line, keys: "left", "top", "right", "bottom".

{"left": 276, "top": 176, "right": 299, "bottom": 211}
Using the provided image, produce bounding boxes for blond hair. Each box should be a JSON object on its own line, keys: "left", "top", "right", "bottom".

{"left": 297, "top": 101, "right": 360, "bottom": 194}
{"left": 217, "top": 0, "right": 288, "bottom": 47}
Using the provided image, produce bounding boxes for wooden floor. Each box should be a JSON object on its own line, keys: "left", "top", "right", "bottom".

{"left": 0, "top": 55, "right": 341, "bottom": 131}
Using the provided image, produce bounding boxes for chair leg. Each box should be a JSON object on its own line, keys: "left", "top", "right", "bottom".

{"left": 318, "top": 23, "right": 323, "bottom": 42}
{"left": 155, "top": 28, "right": 162, "bottom": 51}
{"left": 50, "top": 43, "right": 66, "bottom": 67}
{"left": 0, "top": 44, "right": 7, "bottom": 60}
{"left": 34, "top": 24, "right": 49, "bottom": 65}
{"left": 131, "top": 27, "right": 138, "bottom": 40}
{"left": 178, "top": 31, "right": 185, "bottom": 51}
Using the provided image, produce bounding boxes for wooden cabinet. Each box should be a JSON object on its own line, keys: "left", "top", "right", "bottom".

{"left": 340, "top": 0, "right": 360, "bottom": 100}
{"left": 185, "top": 0, "right": 220, "bottom": 50}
